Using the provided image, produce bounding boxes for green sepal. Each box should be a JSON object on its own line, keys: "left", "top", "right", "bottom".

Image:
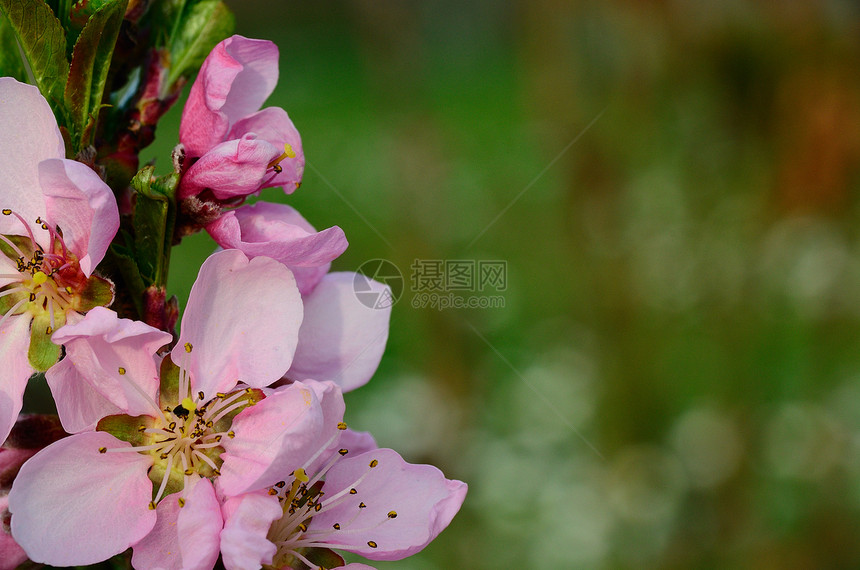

{"left": 97, "top": 414, "right": 156, "bottom": 447}
{"left": 269, "top": 548, "right": 344, "bottom": 570}
{"left": 158, "top": 354, "right": 180, "bottom": 409}
{"left": 64, "top": 0, "right": 129, "bottom": 151}
{"left": 164, "top": 0, "right": 234, "bottom": 88}
{"left": 75, "top": 273, "right": 115, "bottom": 312}
{"left": 0, "top": 17, "right": 26, "bottom": 80}
{"left": 0, "top": 0, "right": 70, "bottom": 122}
{"left": 28, "top": 312, "right": 64, "bottom": 371}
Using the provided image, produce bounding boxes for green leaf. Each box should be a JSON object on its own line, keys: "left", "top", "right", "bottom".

{"left": 28, "top": 312, "right": 63, "bottom": 371}
{"left": 0, "top": 18, "right": 26, "bottom": 80}
{"left": 65, "top": 0, "right": 128, "bottom": 150}
{"left": 165, "top": 0, "right": 233, "bottom": 88}
{"left": 106, "top": 241, "right": 146, "bottom": 316}
{"left": 131, "top": 167, "right": 178, "bottom": 288}
{"left": 0, "top": 0, "right": 69, "bottom": 120}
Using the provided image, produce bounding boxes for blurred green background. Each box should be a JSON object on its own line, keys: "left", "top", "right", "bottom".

{"left": 145, "top": 1, "right": 860, "bottom": 568}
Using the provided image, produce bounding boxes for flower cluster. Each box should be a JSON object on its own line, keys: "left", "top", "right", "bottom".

{"left": 0, "top": 13, "right": 465, "bottom": 570}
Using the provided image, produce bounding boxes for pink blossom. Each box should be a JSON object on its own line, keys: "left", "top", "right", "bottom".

{"left": 7, "top": 250, "right": 356, "bottom": 567}
{"left": 0, "top": 77, "right": 119, "bottom": 445}
{"left": 207, "top": 201, "right": 391, "bottom": 393}
{"left": 220, "top": 435, "right": 467, "bottom": 569}
{"left": 206, "top": 202, "right": 347, "bottom": 295}
{"left": 179, "top": 35, "right": 304, "bottom": 201}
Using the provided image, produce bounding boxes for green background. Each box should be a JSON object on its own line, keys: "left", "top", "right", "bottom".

{"left": 143, "top": 2, "right": 860, "bottom": 568}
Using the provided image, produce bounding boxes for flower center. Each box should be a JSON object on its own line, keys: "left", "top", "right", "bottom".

{"left": 97, "top": 352, "right": 260, "bottom": 509}
{"left": 0, "top": 209, "right": 84, "bottom": 331}
{"left": 265, "top": 425, "right": 397, "bottom": 569}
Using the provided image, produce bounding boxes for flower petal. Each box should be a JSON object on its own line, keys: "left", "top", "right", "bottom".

{"left": 218, "top": 381, "right": 344, "bottom": 496}
{"left": 49, "top": 307, "right": 171, "bottom": 428}
{"left": 175, "top": 250, "right": 303, "bottom": 398}
{"left": 178, "top": 135, "right": 281, "bottom": 200}
{"left": 131, "top": 477, "right": 222, "bottom": 570}
{"left": 0, "top": 494, "right": 28, "bottom": 570}
{"left": 229, "top": 107, "right": 304, "bottom": 192}
{"left": 40, "top": 158, "right": 119, "bottom": 276}
{"left": 0, "top": 78, "right": 62, "bottom": 237}
{"left": 307, "top": 448, "right": 467, "bottom": 561}
{"left": 8, "top": 431, "right": 155, "bottom": 566}
{"left": 44, "top": 356, "right": 123, "bottom": 434}
{"left": 287, "top": 272, "right": 390, "bottom": 392}
{"left": 180, "top": 35, "right": 279, "bottom": 156}
{"left": 206, "top": 202, "right": 347, "bottom": 294}
{"left": 0, "top": 315, "right": 34, "bottom": 445}
{"left": 220, "top": 490, "right": 282, "bottom": 570}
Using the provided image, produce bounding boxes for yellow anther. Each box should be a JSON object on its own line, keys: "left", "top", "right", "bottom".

{"left": 388, "top": 511, "right": 397, "bottom": 519}
{"left": 178, "top": 497, "right": 186, "bottom": 508}
{"left": 1, "top": 209, "right": 10, "bottom": 215}
{"left": 32, "top": 271, "right": 48, "bottom": 285}
{"left": 98, "top": 447, "right": 107, "bottom": 454}
{"left": 118, "top": 367, "right": 126, "bottom": 375}
{"left": 267, "top": 143, "right": 296, "bottom": 173}
{"left": 65, "top": 286, "right": 73, "bottom": 294}
{"left": 367, "top": 540, "right": 377, "bottom": 548}
{"left": 184, "top": 342, "right": 193, "bottom": 353}
{"left": 337, "top": 422, "right": 347, "bottom": 430}
{"left": 148, "top": 501, "right": 156, "bottom": 510}
{"left": 369, "top": 459, "right": 378, "bottom": 468}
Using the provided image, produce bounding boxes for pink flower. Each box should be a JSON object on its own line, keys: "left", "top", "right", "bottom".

{"left": 219, "top": 432, "right": 467, "bottom": 570}
{"left": 0, "top": 77, "right": 119, "bottom": 445}
{"left": 7, "top": 250, "right": 353, "bottom": 567}
{"left": 178, "top": 35, "right": 304, "bottom": 202}
{"left": 206, "top": 202, "right": 391, "bottom": 393}
{"left": 207, "top": 202, "right": 347, "bottom": 295}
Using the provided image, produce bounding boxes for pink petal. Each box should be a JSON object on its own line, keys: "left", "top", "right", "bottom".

{"left": 40, "top": 158, "right": 119, "bottom": 276}
{"left": 229, "top": 107, "right": 304, "bottom": 192}
{"left": 338, "top": 565, "right": 378, "bottom": 570}
{"left": 0, "top": 494, "right": 27, "bottom": 570}
{"left": 49, "top": 307, "right": 171, "bottom": 427}
{"left": 180, "top": 35, "right": 279, "bottom": 156}
{"left": 0, "top": 316, "right": 34, "bottom": 445}
{"left": 218, "top": 381, "right": 344, "bottom": 496}
{"left": 287, "top": 272, "right": 391, "bottom": 392}
{"left": 8, "top": 431, "right": 156, "bottom": 565}
{"left": 178, "top": 135, "right": 281, "bottom": 200}
{"left": 220, "top": 490, "right": 282, "bottom": 569}
{"left": 0, "top": 78, "right": 62, "bottom": 238}
{"left": 175, "top": 250, "right": 303, "bottom": 399}
{"left": 307, "top": 428, "right": 377, "bottom": 477}
{"left": 206, "top": 202, "right": 347, "bottom": 294}
{"left": 131, "top": 477, "right": 222, "bottom": 570}
{"left": 307, "top": 448, "right": 467, "bottom": 561}
{"left": 45, "top": 356, "right": 123, "bottom": 433}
